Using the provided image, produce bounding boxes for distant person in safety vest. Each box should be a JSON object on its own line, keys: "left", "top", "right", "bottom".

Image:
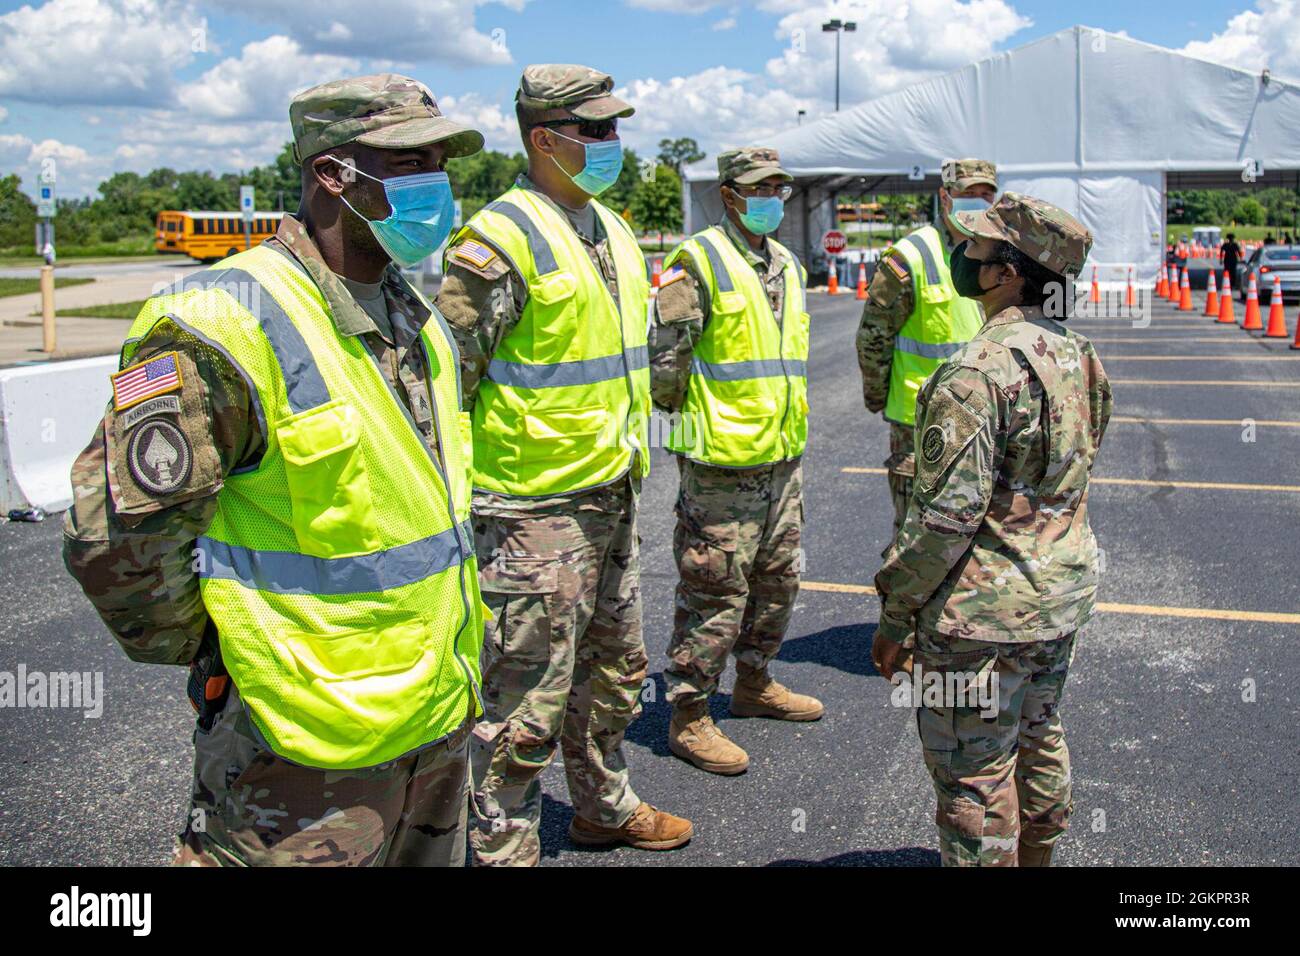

{"left": 872, "top": 193, "right": 1111, "bottom": 867}
{"left": 856, "top": 158, "right": 997, "bottom": 544}
{"left": 649, "top": 147, "right": 822, "bottom": 777}
{"left": 435, "top": 63, "right": 692, "bottom": 866}
{"left": 63, "top": 73, "right": 488, "bottom": 866}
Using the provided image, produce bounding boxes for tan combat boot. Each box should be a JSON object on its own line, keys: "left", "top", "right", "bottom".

{"left": 568, "top": 802, "right": 693, "bottom": 851}
{"left": 669, "top": 707, "right": 750, "bottom": 775}
{"left": 730, "top": 672, "right": 825, "bottom": 721}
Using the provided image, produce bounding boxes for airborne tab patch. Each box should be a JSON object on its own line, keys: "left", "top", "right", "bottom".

{"left": 111, "top": 351, "right": 184, "bottom": 411}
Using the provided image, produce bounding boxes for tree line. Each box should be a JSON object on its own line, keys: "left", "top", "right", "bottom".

{"left": 1, "top": 137, "right": 704, "bottom": 257}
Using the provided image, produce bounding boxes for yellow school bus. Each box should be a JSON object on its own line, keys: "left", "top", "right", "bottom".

{"left": 155, "top": 210, "right": 284, "bottom": 262}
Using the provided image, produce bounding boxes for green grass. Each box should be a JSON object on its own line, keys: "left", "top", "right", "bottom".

{"left": 1166, "top": 223, "right": 1300, "bottom": 243}
{"left": 0, "top": 277, "right": 95, "bottom": 298}
{"left": 43, "top": 299, "right": 147, "bottom": 320}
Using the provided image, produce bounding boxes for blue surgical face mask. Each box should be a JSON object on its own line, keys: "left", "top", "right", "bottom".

{"left": 949, "top": 196, "right": 993, "bottom": 215}
{"left": 548, "top": 130, "right": 624, "bottom": 196}
{"left": 328, "top": 156, "right": 456, "bottom": 267}
{"left": 738, "top": 195, "right": 784, "bottom": 235}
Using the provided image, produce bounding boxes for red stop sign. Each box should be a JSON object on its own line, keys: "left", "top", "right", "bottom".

{"left": 822, "top": 230, "right": 847, "bottom": 255}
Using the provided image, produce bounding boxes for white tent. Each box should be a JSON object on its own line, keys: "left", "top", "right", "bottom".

{"left": 683, "top": 25, "right": 1300, "bottom": 283}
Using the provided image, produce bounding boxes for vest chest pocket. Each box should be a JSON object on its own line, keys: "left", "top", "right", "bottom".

{"left": 276, "top": 398, "right": 382, "bottom": 559}
{"left": 527, "top": 270, "right": 582, "bottom": 360}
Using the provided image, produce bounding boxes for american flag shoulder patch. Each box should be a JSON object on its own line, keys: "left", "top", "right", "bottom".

{"left": 112, "top": 351, "right": 184, "bottom": 411}
{"left": 884, "top": 253, "right": 909, "bottom": 282}
{"left": 450, "top": 239, "right": 498, "bottom": 270}
{"left": 659, "top": 265, "right": 687, "bottom": 288}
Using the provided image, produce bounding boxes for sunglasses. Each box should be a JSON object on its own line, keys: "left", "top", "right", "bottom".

{"left": 532, "top": 117, "right": 619, "bottom": 140}
{"left": 729, "top": 182, "right": 794, "bottom": 201}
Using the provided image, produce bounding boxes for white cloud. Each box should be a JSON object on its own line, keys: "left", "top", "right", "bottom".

{"left": 217, "top": 0, "right": 529, "bottom": 66}
{"left": 712, "top": 16, "right": 738, "bottom": 31}
{"left": 1181, "top": 0, "right": 1300, "bottom": 79}
{"left": 762, "top": 0, "right": 1031, "bottom": 105}
{"left": 0, "top": 105, "right": 7, "bottom": 123}
{"left": 619, "top": 66, "right": 815, "bottom": 156}
{"left": 439, "top": 92, "right": 521, "bottom": 154}
{"left": 0, "top": 133, "right": 100, "bottom": 197}
{"left": 176, "top": 35, "right": 360, "bottom": 121}
{"left": 0, "top": 0, "right": 205, "bottom": 107}
{"left": 626, "top": 0, "right": 720, "bottom": 11}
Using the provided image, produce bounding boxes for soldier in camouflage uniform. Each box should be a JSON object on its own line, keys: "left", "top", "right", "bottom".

{"left": 435, "top": 65, "right": 692, "bottom": 866}
{"left": 856, "top": 159, "right": 998, "bottom": 543}
{"left": 872, "top": 193, "right": 1111, "bottom": 867}
{"left": 650, "top": 148, "right": 823, "bottom": 777}
{"left": 62, "top": 75, "right": 486, "bottom": 866}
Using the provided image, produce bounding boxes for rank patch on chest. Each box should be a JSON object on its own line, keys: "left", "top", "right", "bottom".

{"left": 112, "top": 351, "right": 183, "bottom": 411}
{"left": 127, "top": 418, "right": 192, "bottom": 495}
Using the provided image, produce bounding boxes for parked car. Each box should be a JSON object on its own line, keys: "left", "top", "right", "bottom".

{"left": 1236, "top": 245, "right": 1300, "bottom": 303}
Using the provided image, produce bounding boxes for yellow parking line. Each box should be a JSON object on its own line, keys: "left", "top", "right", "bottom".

{"left": 1109, "top": 379, "right": 1300, "bottom": 387}
{"left": 799, "top": 580, "right": 1300, "bottom": 625}
{"left": 841, "top": 466, "right": 1300, "bottom": 493}
{"left": 1110, "top": 415, "right": 1300, "bottom": 428}
{"left": 1087, "top": 337, "right": 1266, "bottom": 343}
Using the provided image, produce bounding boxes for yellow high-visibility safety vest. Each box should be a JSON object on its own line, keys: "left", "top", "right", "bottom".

{"left": 121, "top": 243, "right": 485, "bottom": 770}
{"left": 664, "top": 226, "right": 810, "bottom": 468}
{"left": 454, "top": 187, "right": 651, "bottom": 497}
{"left": 884, "top": 224, "right": 984, "bottom": 426}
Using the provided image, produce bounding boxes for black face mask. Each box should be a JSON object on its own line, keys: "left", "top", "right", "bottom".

{"left": 950, "top": 240, "right": 996, "bottom": 299}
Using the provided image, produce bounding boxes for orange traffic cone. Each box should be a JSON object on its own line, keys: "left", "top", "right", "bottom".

{"left": 1218, "top": 272, "right": 1235, "bottom": 324}
{"left": 1156, "top": 264, "right": 1168, "bottom": 299}
{"left": 1090, "top": 265, "right": 1101, "bottom": 304}
{"left": 1291, "top": 306, "right": 1300, "bottom": 349}
{"left": 1178, "top": 267, "right": 1194, "bottom": 311}
{"left": 1167, "top": 266, "right": 1181, "bottom": 301}
{"left": 1242, "top": 272, "right": 1263, "bottom": 330}
{"left": 1203, "top": 268, "right": 1218, "bottom": 316}
{"left": 1126, "top": 267, "right": 1136, "bottom": 308}
{"left": 827, "top": 261, "right": 839, "bottom": 296}
{"left": 855, "top": 262, "right": 868, "bottom": 300}
{"left": 1264, "top": 275, "right": 1288, "bottom": 337}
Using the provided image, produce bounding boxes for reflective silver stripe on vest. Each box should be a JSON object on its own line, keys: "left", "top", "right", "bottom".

{"left": 690, "top": 357, "right": 807, "bottom": 381}
{"left": 158, "top": 267, "right": 330, "bottom": 413}
{"left": 197, "top": 519, "right": 474, "bottom": 595}
{"left": 485, "top": 200, "right": 559, "bottom": 274}
{"left": 488, "top": 346, "right": 648, "bottom": 389}
{"left": 697, "top": 233, "right": 735, "bottom": 293}
{"left": 893, "top": 335, "right": 964, "bottom": 359}
{"left": 900, "top": 232, "right": 942, "bottom": 285}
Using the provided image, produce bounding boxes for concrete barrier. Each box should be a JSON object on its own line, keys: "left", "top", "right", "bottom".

{"left": 0, "top": 356, "right": 115, "bottom": 514}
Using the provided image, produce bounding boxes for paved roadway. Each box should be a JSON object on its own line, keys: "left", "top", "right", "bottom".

{"left": 1, "top": 289, "right": 1297, "bottom": 866}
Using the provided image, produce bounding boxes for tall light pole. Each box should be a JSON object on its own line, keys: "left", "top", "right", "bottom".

{"left": 798, "top": 109, "right": 807, "bottom": 126}
{"left": 822, "top": 18, "right": 857, "bottom": 112}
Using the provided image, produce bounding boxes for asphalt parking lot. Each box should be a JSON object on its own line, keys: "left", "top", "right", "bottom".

{"left": 1, "top": 287, "right": 1297, "bottom": 866}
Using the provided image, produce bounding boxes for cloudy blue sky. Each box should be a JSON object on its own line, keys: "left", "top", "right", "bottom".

{"left": 2, "top": 0, "right": 1296, "bottom": 198}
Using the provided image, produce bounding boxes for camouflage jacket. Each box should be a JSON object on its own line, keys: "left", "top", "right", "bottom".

{"left": 649, "top": 217, "right": 794, "bottom": 412}
{"left": 62, "top": 216, "right": 456, "bottom": 666}
{"left": 855, "top": 223, "right": 962, "bottom": 414}
{"left": 434, "top": 172, "right": 637, "bottom": 514}
{"left": 873, "top": 305, "right": 1113, "bottom": 646}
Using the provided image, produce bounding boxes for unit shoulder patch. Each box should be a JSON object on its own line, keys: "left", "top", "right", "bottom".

{"left": 111, "top": 351, "right": 183, "bottom": 411}
{"left": 449, "top": 239, "right": 499, "bottom": 271}
{"left": 127, "top": 417, "right": 193, "bottom": 496}
{"left": 915, "top": 386, "right": 987, "bottom": 493}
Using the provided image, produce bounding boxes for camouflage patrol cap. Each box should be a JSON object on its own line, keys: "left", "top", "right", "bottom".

{"left": 290, "top": 73, "right": 484, "bottom": 163}
{"left": 516, "top": 64, "right": 634, "bottom": 120}
{"left": 940, "top": 157, "right": 997, "bottom": 192}
{"left": 718, "top": 147, "right": 793, "bottom": 185}
{"left": 956, "top": 191, "right": 1093, "bottom": 277}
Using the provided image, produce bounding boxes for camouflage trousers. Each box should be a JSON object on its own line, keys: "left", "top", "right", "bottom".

{"left": 665, "top": 457, "right": 803, "bottom": 710}
{"left": 470, "top": 481, "right": 647, "bottom": 866}
{"left": 884, "top": 420, "right": 915, "bottom": 546}
{"left": 175, "top": 684, "right": 472, "bottom": 866}
{"left": 913, "top": 629, "right": 1077, "bottom": 867}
